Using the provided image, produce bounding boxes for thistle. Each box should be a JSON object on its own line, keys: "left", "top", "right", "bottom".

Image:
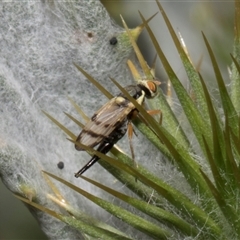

{"left": 1, "top": 1, "right": 239, "bottom": 239}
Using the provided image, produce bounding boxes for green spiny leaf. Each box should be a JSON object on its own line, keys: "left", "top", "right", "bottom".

{"left": 202, "top": 33, "right": 239, "bottom": 134}
{"left": 15, "top": 194, "right": 131, "bottom": 240}
{"left": 73, "top": 63, "right": 113, "bottom": 99}
{"left": 80, "top": 175, "right": 199, "bottom": 238}
{"left": 71, "top": 139, "right": 221, "bottom": 237}
{"left": 138, "top": 11, "right": 213, "bottom": 160}
{"left": 42, "top": 111, "right": 76, "bottom": 140}
{"left": 43, "top": 171, "right": 171, "bottom": 239}
{"left": 153, "top": 0, "right": 209, "bottom": 120}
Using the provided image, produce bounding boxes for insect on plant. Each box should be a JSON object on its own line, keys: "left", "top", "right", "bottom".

{"left": 74, "top": 79, "right": 160, "bottom": 177}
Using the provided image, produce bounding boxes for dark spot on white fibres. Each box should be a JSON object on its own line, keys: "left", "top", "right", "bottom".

{"left": 57, "top": 161, "right": 64, "bottom": 169}
{"left": 109, "top": 37, "right": 117, "bottom": 45}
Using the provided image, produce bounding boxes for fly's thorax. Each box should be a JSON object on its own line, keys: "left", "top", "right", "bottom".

{"left": 115, "top": 96, "right": 130, "bottom": 107}
{"left": 118, "top": 85, "right": 143, "bottom": 100}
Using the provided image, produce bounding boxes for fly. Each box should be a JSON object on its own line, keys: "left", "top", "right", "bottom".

{"left": 74, "top": 80, "right": 159, "bottom": 177}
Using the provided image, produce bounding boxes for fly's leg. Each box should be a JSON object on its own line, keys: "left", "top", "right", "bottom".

{"left": 127, "top": 121, "right": 135, "bottom": 164}
{"left": 146, "top": 109, "right": 162, "bottom": 124}
{"left": 127, "top": 119, "right": 140, "bottom": 180}
{"left": 127, "top": 120, "right": 139, "bottom": 182}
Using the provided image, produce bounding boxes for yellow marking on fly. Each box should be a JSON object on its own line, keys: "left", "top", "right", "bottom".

{"left": 136, "top": 90, "right": 145, "bottom": 105}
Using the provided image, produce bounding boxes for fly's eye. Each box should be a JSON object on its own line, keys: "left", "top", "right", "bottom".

{"left": 147, "top": 81, "right": 157, "bottom": 93}
{"left": 138, "top": 80, "right": 160, "bottom": 98}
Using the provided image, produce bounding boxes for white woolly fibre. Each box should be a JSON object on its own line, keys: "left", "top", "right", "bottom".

{"left": 0, "top": 1, "right": 167, "bottom": 239}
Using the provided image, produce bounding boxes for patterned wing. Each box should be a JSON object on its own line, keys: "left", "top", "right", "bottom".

{"left": 75, "top": 96, "right": 135, "bottom": 151}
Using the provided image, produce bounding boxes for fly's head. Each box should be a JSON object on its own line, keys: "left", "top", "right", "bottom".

{"left": 137, "top": 80, "right": 160, "bottom": 99}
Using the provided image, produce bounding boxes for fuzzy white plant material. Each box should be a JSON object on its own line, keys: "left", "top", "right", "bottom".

{"left": 0, "top": 1, "right": 153, "bottom": 238}
{"left": 0, "top": 1, "right": 183, "bottom": 239}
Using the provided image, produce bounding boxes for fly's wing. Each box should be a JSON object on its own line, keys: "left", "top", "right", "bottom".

{"left": 75, "top": 96, "right": 135, "bottom": 151}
